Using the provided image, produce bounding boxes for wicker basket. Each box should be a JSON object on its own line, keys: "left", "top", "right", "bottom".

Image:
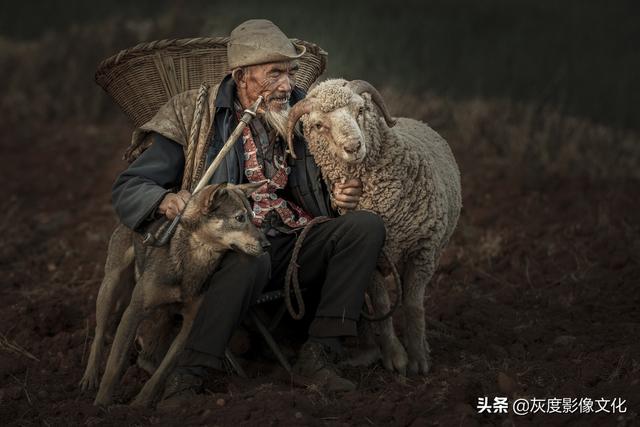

{"left": 95, "top": 37, "right": 328, "bottom": 127}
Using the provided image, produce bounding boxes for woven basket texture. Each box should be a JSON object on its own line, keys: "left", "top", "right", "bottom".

{"left": 95, "top": 36, "right": 328, "bottom": 127}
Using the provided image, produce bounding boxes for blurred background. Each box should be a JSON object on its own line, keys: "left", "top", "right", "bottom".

{"left": 1, "top": 2, "right": 638, "bottom": 425}
{"left": 1, "top": 0, "right": 638, "bottom": 179}
{"left": 1, "top": 0, "right": 639, "bottom": 126}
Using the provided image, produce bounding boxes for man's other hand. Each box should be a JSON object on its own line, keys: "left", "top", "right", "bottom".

{"left": 158, "top": 190, "right": 191, "bottom": 219}
{"left": 333, "top": 178, "right": 362, "bottom": 211}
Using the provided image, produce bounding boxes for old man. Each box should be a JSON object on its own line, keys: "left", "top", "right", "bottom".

{"left": 112, "top": 19, "right": 385, "bottom": 399}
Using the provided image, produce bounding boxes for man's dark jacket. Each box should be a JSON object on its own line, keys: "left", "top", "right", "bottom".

{"left": 112, "top": 75, "right": 335, "bottom": 232}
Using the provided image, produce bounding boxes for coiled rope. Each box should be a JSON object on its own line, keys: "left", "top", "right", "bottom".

{"left": 284, "top": 215, "right": 402, "bottom": 322}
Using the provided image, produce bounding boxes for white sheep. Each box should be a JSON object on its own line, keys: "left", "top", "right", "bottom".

{"left": 285, "top": 79, "right": 461, "bottom": 375}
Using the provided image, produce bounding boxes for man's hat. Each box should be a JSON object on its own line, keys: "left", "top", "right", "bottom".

{"left": 227, "top": 19, "right": 306, "bottom": 69}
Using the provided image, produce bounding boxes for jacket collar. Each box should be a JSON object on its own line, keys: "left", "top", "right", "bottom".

{"left": 214, "top": 73, "right": 307, "bottom": 109}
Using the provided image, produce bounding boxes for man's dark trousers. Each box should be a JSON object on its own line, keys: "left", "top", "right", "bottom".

{"left": 178, "top": 210, "right": 386, "bottom": 369}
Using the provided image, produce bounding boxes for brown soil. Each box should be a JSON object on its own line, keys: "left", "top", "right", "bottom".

{"left": 0, "top": 115, "right": 638, "bottom": 427}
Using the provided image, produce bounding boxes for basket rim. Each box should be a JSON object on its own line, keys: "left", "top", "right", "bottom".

{"left": 95, "top": 36, "right": 328, "bottom": 85}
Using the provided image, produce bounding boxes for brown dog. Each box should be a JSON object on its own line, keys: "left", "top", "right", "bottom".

{"left": 80, "top": 182, "right": 267, "bottom": 407}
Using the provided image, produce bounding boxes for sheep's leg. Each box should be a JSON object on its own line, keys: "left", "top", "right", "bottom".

{"left": 80, "top": 226, "right": 134, "bottom": 391}
{"left": 342, "top": 318, "right": 381, "bottom": 368}
{"left": 402, "top": 252, "right": 435, "bottom": 376}
{"left": 369, "top": 270, "right": 408, "bottom": 375}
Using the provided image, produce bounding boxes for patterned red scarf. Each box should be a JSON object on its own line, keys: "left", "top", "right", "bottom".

{"left": 240, "top": 121, "right": 312, "bottom": 228}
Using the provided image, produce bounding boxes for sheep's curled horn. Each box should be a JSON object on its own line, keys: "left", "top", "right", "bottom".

{"left": 285, "top": 80, "right": 397, "bottom": 160}
{"left": 347, "top": 80, "right": 398, "bottom": 128}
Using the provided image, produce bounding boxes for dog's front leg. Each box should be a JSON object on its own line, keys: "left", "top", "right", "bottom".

{"left": 94, "top": 286, "right": 147, "bottom": 406}
{"left": 131, "top": 295, "right": 204, "bottom": 408}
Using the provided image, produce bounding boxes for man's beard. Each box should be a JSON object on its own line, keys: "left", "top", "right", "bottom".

{"left": 262, "top": 105, "right": 291, "bottom": 140}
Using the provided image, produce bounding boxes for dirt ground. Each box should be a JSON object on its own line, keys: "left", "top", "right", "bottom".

{"left": 0, "top": 100, "right": 638, "bottom": 427}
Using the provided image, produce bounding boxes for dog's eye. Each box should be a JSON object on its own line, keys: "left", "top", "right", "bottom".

{"left": 235, "top": 214, "right": 246, "bottom": 223}
{"left": 314, "top": 122, "right": 323, "bottom": 131}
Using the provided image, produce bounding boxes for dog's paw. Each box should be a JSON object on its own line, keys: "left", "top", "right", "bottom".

{"left": 130, "top": 394, "right": 154, "bottom": 408}
{"left": 79, "top": 370, "right": 99, "bottom": 391}
{"left": 93, "top": 395, "right": 111, "bottom": 407}
{"left": 380, "top": 335, "right": 408, "bottom": 376}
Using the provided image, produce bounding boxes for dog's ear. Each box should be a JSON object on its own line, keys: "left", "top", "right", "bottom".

{"left": 208, "top": 187, "right": 230, "bottom": 213}
{"left": 234, "top": 180, "right": 268, "bottom": 198}
{"left": 198, "top": 183, "right": 229, "bottom": 214}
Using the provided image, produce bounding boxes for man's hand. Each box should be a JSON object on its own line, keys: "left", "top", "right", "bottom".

{"left": 158, "top": 190, "right": 191, "bottom": 219}
{"left": 332, "top": 178, "right": 363, "bottom": 211}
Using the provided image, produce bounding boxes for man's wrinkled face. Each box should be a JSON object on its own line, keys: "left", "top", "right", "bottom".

{"left": 237, "top": 61, "right": 299, "bottom": 112}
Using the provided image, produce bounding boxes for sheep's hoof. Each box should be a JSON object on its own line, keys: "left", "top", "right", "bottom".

{"left": 380, "top": 337, "right": 408, "bottom": 376}
{"left": 407, "top": 355, "right": 430, "bottom": 376}
{"left": 407, "top": 337, "right": 431, "bottom": 376}
{"left": 340, "top": 345, "right": 381, "bottom": 368}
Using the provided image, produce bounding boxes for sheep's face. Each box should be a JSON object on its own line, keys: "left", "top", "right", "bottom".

{"left": 306, "top": 96, "right": 368, "bottom": 164}
{"left": 287, "top": 79, "right": 394, "bottom": 166}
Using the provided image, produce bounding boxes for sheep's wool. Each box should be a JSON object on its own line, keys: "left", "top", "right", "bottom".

{"left": 300, "top": 78, "right": 462, "bottom": 374}
{"left": 303, "top": 79, "right": 462, "bottom": 263}
{"left": 311, "top": 79, "right": 354, "bottom": 113}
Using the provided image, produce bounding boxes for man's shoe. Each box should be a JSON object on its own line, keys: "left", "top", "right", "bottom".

{"left": 157, "top": 371, "right": 204, "bottom": 408}
{"left": 293, "top": 340, "right": 356, "bottom": 392}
